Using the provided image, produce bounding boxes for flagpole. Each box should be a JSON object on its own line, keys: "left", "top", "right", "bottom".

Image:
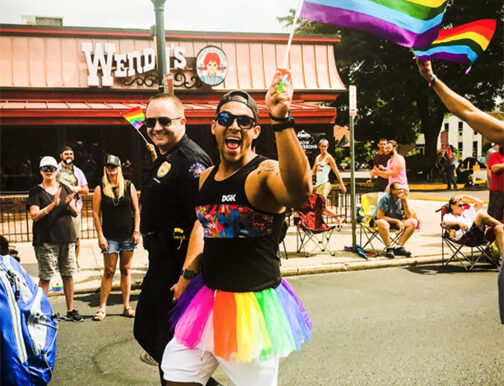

{"left": 135, "top": 129, "right": 150, "bottom": 145}
{"left": 277, "top": 0, "right": 304, "bottom": 93}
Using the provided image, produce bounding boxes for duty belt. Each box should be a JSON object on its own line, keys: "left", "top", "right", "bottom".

{"left": 142, "top": 228, "right": 187, "bottom": 250}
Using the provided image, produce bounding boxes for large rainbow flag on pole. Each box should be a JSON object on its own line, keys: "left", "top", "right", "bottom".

{"left": 413, "top": 19, "right": 497, "bottom": 71}
{"left": 300, "top": 0, "right": 449, "bottom": 48}
{"left": 120, "top": 106, "right": 145, "bottom": 130}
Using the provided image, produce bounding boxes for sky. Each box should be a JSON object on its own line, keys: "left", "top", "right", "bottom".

{"left": 0, "top": 0, "right": 299, "bottom": 33}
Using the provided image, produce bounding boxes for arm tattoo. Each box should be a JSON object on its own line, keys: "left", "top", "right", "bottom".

{"left": 257, "top": 160, "right": 279, "bottom": 175}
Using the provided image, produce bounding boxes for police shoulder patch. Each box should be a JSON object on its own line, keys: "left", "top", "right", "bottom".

{"left": 188, "top": 162, "right": 207, "bottom": 179}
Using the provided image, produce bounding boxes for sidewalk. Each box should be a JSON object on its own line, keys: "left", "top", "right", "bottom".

{"left": 11, "top": 197, "right": 473, "bottom": 296}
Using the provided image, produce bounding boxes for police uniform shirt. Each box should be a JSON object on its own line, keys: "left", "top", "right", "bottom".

{"left": 140, "top": 134, "right": 212, "bottom": 234}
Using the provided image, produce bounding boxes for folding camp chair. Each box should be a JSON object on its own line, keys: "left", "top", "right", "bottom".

{"left": 439, "top": 204, "right": 498, "bottom": 270}
{"left": 278, "top": 219, "right": 289, "bottom": 260}
{"left": 293, "top": 194, "right": 339, "bottom": 256}
{"left": 358, "top": 192, "right": 404, "bottom": 256}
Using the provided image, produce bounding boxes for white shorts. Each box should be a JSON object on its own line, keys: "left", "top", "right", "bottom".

{"left": 161, "top": 338, "right": 279, "bottom": 386}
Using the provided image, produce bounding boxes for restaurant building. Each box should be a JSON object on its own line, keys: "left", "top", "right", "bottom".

{"left": 0, "top": 23, "right": 346, "bottom": 193}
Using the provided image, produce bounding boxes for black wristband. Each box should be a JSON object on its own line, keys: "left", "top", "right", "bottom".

{"left": 268, "top": 111, "right": 291, "bottom": 122}
{"left": 181, "top": 269, "right": 196, "bottom": 280}
{"left": 272, "top": 117, "right": 295, "bottom": 132}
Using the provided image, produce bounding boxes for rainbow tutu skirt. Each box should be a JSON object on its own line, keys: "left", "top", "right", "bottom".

{"left": 169, "top": 274, "right": 313, "bottom": 363}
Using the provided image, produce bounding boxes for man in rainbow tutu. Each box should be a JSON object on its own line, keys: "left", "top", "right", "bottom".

{"left": 161, "top": 69, "right": 313, "bottom": 385}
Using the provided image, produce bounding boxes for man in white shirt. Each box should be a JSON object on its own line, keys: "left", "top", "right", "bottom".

{"left": 442, "top": 195, "right": 503, "bottom": 252}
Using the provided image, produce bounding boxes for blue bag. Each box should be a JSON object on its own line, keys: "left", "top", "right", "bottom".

{"left": 0, "top": 254, "right": 58, "bottom": 386}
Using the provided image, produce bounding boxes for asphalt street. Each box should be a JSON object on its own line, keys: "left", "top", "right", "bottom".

{"left": 50, "top": 265, "right": 504, "bottom": 386}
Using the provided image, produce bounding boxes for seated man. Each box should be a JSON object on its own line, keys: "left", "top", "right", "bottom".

{"left": 374, "top": 182, "right": 417, "bottom": 258}
{"left": 442, "top": 194, "right": 503, "bottom": 255}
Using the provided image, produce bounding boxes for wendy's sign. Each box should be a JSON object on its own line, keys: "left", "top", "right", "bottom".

{"left": 81, "top": 42, "right": 187, "bottom": 87}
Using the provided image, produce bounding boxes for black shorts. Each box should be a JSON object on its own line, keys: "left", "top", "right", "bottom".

{"left": 459, "top": 223, "right": 486, "bottom": 246}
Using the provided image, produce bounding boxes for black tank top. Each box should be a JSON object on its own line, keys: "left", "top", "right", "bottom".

{"left": 100, "top": 181, "right": 134, "bottom": 239}
{"left": 196, "top": 155, "right": 285, "bottom": 292}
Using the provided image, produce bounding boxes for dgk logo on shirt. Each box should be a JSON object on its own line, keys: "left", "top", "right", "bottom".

{"left": 222, "top": 194, "right": 236, "bottom": 203}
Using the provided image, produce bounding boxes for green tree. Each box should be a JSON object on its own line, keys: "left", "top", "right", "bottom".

{"left": 280, "top": 0, "right": 503, "bottom": 170}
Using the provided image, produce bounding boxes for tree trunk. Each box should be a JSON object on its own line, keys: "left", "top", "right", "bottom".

{"left": 416, "top": 91, "right": 446, "bottom": 174}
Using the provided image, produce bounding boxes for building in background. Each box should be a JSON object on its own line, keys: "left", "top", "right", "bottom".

{"left": 0, "top": 23, "right": 346, "bottom": 193}
{"left": 416, "top": 114, "right": 489, "bottom": 159}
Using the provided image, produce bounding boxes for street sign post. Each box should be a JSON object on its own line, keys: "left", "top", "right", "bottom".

{"left": 349, "top": 85, "right": 357, "bottom": 252}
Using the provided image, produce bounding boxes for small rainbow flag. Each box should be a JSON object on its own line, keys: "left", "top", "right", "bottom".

{"left": 121, "top": 106, "right": 145, "bottom": 130}
{"left": 300, "top": 0, "right": 449, "bottom": 48}
{"left": 413, "top": 19, "right": 497, "bottom": 70}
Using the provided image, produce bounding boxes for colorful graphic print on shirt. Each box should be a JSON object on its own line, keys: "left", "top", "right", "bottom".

{"left": 196, "top": 204, "right": 274, "bottom": 238}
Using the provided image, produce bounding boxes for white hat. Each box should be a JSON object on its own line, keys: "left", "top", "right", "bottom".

{"left": 39, "top": 156, "right": 58, "bottom": 168}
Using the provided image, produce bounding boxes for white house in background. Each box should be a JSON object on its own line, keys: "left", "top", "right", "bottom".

{"left": 416, "top": 114, "right": 483, "bottom": 159}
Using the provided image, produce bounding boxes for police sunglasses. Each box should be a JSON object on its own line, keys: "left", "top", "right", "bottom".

{"left": 40, "top": 166, "right": 57, "bottom": 172}
{"left": 144, "top": 117, "right": 182, "bottom": 128}
{"left": 216, "top": 112, "right": 255, "bottom": 130}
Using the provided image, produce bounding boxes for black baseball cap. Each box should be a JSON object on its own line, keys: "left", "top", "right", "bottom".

{"left": 216, "top": 90, "right": 259, "bottom": 122}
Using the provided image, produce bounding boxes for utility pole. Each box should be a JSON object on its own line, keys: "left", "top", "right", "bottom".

{"left": 151, "top": 0, "right": 167, "bottom": 92}
{"left": 349, "top": 85, "right": 357, "bottom": 251}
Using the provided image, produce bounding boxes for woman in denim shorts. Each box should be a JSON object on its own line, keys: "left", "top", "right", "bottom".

{"left": 92, "top": 155, "right": 140, "bottom": 321}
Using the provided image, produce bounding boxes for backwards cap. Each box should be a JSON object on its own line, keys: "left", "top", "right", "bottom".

{"left": 216, "top": 90, "right": 259, "bottom": 122}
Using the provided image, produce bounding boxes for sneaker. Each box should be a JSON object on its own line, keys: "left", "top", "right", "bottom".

{"left": 394, "top": 246, "right": 412, "bottom": 257}
{"left": 139, "top": 351, "right": 158, "bottom": 366}
{"left": 385, "top": 247, "right": 395, "bottom": 259}
{"left": 66, "top": 309, "right": 84, "bottom": 322}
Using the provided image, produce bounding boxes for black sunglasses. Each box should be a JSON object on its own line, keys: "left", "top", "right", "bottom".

{"left": 40, "top": 166, "right": 57, "bottom": 172}
{"left": 144, "top": 117, "right": 182, "bottom": 128}
{"left": 457, "top": 203, "right": 465, "bottom": 207}
{"left": 216, "top": 112, "right": 255, "bottom": 130}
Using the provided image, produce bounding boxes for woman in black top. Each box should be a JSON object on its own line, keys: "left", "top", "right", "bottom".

{"left": 92, "top": 155, "right": 140, "bottom": 321}
{"left": 27, "top": 156, "right": 83, "bottom": 322}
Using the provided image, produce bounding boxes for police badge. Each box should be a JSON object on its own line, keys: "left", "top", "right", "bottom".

{"left": 157, "top": 161, "right": 171, "bottom": 178}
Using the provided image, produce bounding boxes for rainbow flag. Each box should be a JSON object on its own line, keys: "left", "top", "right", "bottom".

{"left": 300, "top": 0, "right": 449, "bottom": 48}
{"left": 413, "top": 19, "right": 497, "bottom": 69}
{"left": 121, "top": 106, "right": 145, "bottom": 130}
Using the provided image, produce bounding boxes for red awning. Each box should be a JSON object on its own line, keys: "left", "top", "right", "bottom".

{"left": 0, "top": 99, "right": 335, "bottom": 126}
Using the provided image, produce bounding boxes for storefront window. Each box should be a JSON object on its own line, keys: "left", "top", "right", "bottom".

{"left": 1, "top": 125, "right": 153, "bottom": 193}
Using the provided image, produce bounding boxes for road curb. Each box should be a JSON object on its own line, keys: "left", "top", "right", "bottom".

{"left": 60, "top": 255, "right": 447, "bottom": 296}
{"left": 281, "top": 255, "right": 446, "bottom": 277}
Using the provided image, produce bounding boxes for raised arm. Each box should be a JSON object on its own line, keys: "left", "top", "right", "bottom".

{"left": 29, "top": 188, "right": 61, "bottom": 222}
{"left": 462, "top": 194, "right": 484, "bottom": 212}
{"left": 416, "top": 59, "right": 504, "bottom": 145}
{"left": 263, "top": 68, "right": 312, "bottom": 208}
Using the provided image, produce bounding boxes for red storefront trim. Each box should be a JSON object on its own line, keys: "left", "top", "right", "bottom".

{"left": 0, "top": 99, "right": 336, "bottom": 126}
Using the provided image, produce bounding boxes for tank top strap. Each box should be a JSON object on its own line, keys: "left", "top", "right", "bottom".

{"left": 198, "top": 155, "right": 267, "bottom": 206}
{"left": 242, "top": 155, "right": 267, "bottom": 175}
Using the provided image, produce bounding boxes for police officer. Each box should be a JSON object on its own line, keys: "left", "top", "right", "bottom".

{"left": 133, "top": 93, "right": 212, "bottom": 378}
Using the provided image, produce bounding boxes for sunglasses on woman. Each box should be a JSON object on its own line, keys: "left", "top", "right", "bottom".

{"left": 40, "top": 166, "right": 57, "bottom": 172}
{"left": 144, "top": 117, "right": 182, "bottom": 129}
{"left": 216, "top": 112, "right": 255, "bottom": 130}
